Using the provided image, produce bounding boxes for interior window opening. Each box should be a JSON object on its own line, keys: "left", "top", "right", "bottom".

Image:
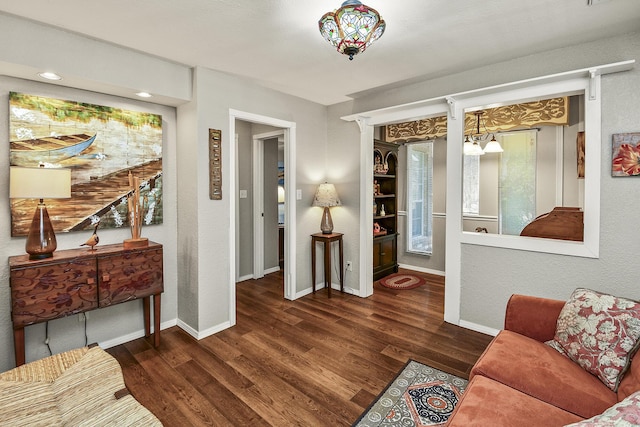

{"left": 462, "top": 94, "right": 585, "bottom": 242}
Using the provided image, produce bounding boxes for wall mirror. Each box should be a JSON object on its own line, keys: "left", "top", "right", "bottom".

{"left": 461, "top": 94, "right": 585, "bottom": 242}
{"left": 380, "top": 76, "right": 599, "bottom": 259}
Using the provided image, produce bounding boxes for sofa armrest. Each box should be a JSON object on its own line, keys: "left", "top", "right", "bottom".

{"left": 504, "top": 294, "right": 565, "bottom": 342}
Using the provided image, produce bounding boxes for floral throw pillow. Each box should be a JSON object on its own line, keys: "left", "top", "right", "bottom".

{"left": 564, "top": 390, "right": 640, "bottom": 426}
{"left": 546, "top": 288, "right": 640, "bottom": 391}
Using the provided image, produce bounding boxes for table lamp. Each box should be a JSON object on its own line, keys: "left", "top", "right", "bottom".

{"left": 312, "top": 182, "right": 341, "bottom": 234}
{"left": 10, "top": 166, "right": 71, "bottom": 260}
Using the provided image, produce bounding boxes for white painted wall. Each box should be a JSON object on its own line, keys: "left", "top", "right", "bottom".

{"left": 176, "top": 66, "right": 327, "bottom": 336}
{"left": 0, "top": 77, "right": 179, "bottom": 370}
{"left": 0, "top": 13, "right": 191, "bottom": 106}
{"left": 0, "top": 12, "right": 188, "bottom": 370}
{"left": 328, "top": 32, "right": 640, "bottom": 331}
{"left": 1, "top": 10, "right": 637, "bottom": 370}
{"left": 236, "top": 120, "right": 254, "bottom": 279}
{"left": 326, "top": 102, "right": 363, "bottom": 293}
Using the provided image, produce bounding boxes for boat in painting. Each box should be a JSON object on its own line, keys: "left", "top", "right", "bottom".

{"left": 10, "top": 133, "right": 97, "bottom": 166}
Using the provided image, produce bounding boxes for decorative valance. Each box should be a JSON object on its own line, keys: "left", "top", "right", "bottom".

{"left": 384, "top": 97, "right": 568, "bottom": 143}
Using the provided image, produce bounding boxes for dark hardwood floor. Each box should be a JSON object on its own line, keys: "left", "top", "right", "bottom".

{"left": 108, "top": 269, "right": 493, "bottom": 426}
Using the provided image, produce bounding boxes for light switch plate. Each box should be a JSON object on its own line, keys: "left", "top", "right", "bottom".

{"left": 239, "top": 190, "right": 247, "bottom": 199}
{"left": 296, "top": 189, "right": 302, "bottom": 200}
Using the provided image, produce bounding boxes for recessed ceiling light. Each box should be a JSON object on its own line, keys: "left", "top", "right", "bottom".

{"left": 37, "top": 72, "right": 62, "bottom": 81}
{"left": 136, "top": 92, "right": 152, "bottom": 98}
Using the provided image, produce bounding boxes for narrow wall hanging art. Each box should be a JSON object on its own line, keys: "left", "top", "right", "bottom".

{"left": 209, "top": 128, "right": 222, "bottom": 200}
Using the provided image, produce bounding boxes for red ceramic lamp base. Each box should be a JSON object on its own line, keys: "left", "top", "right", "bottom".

{"left": 25, "top": 201, "right": 57, "bottom": 260}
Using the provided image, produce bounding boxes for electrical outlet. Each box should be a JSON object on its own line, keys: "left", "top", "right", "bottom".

{"left": 346, "top": 261, "right": 353, "bottom": 271}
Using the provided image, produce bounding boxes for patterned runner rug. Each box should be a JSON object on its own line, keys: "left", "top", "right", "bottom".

{"left": 379, "top": 273, "right": 426, "bottom": 290}
{"left": 352, "top": 360, "right": 468, "bottom": 427}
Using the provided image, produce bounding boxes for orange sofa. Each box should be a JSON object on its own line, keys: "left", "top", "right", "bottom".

{"left": 446, "top": 294, "right": 640, "bottom": 426}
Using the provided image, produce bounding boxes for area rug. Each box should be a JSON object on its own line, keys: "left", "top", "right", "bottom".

{"left": 352, "top": 360, "right": 468, "bottom": 427}
{"left": 379, "top": 273, "right": 426, "bottom": 290}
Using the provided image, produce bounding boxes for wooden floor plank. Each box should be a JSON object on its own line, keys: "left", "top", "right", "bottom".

{"left": 110, "top": 269, "right": 494, "bottom": 426}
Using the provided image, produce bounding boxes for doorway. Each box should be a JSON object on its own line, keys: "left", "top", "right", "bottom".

{"left": 229, "top": 110, "right": 297, "bottom": 329}
{"left": 252, "top": 131, "right": 285, "bottom": 279}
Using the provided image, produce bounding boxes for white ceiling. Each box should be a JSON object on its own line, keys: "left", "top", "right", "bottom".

{"left": 1, "top": 0, "right": 640, "bottom": 105}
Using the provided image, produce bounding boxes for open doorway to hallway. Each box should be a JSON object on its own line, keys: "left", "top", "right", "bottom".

{"left": 229, "top": 109, "right": 297, "bottom": 320}
{"left": 229, "top": 110, "right": 296, "bottom": 319}
{"left": 236, "top": 120, "right": 285, "bottom": 281}
{"left": 235, "top": 121, "right": 285, "bottom": 291}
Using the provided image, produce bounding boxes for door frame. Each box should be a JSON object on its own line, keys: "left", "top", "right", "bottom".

{"left": 252, "top": 130, "right": 285, "bottom": 278}
{"left": 229, "top": 110, "right": 297, "bottom": 327}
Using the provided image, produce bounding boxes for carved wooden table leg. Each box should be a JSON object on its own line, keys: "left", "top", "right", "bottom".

{"left": 143, "top": 296, "right": 151, "bottom": 338}
{"left": 153, "top": 293, "right": 161, "bottom": 347}
{"left": 14, "top": 327, "right": 25, "bottom": 367}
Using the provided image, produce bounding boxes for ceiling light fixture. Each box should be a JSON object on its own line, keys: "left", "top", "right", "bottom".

{"left": 135, "top": 92, "right": 153, "bottom": 98}
{"left": 464, "top": 134, "right": 485, "bottom": 156}
{"left": 319, "top": 0, "right": 385, "bottom": 60}
{"left": 464, "top": 111, "right": 503, "bottom": 155}
{"left": 37, "top": 72, "right": 62, "bottom": 81}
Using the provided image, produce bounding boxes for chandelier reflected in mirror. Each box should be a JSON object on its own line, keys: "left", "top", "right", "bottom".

{"left": 318, "top": 0, "right": 385, "bottom": 60}
{"left": 464, "top": 111, "right": 504, "bottom": 156}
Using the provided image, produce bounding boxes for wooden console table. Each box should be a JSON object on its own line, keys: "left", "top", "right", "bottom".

{"left": 311, "top": 232, "right": 344, "bottom": 298}
{"left": 9, "top": 241, "right": 164, "bottom": 366}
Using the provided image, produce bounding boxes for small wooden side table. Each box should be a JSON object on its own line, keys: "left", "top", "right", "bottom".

{"left": 311, "top": 232, "right": 344, "bottom": 298}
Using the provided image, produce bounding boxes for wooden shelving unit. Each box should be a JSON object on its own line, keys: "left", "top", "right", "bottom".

{"left": 373, "top": 140, "right": 399, "bottom": 280}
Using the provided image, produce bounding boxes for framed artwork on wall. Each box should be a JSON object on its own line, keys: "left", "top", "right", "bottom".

{"left": 612, "top": 132, "right": 640, "bottom": 177}
{"left": 9, "top": 92, "right": 163, "bottom": 236}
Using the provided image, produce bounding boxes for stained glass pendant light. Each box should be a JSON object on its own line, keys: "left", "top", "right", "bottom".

{"left": 319, "top": 0, "right": 385, "bottom": 60}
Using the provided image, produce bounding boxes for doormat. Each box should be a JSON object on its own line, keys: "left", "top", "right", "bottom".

{"left": 352, "top": 360, "right": 468, "bottom": 427}
{"left": 379, "top": 273, "right": 426, "bottom": 290}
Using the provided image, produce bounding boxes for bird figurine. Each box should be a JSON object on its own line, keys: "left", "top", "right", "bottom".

{"left": 81, "top": 221, "right": 100, "bottom": 251}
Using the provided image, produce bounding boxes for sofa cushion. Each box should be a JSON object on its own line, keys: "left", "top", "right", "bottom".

{"left": 564, "top": 390, "right": 640, "bottom": 426}
{"left": 471, "top": 330, "right": 617, "bottom": 418}
{"left": 446, "top": 375, "right": 583, "bottom": 427}
{"left": 547, "top": 288, "right": 640, "bottom": 391}
{"left": 618, "top": 350, "right": 640, "bottom": 401}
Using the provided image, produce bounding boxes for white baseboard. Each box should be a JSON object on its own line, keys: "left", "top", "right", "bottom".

{"left": 98, "top": 318, "right": 178, "bottom": 349}
{"left": 398, "top": 263, "right": 445, "bottom": 276}
{"left": 237, "top": 267, "right": 280, "bottom": 283}
{"left": 237, "top": 274, "right": 253, "bottom": 282}
{"left": 294, "top": 286, "right": 314, "bottom": 299}
{"left": 458, "top": 319, "right": 500, "bottom": 337}
{"left": 294, "top": 282, "right": 358, "bottom": 299}
{"left": 177, "top": 319, "right": 232, "bottom": 340}
{"left": 263, "top": 266, "right": 280, "bottom": 275}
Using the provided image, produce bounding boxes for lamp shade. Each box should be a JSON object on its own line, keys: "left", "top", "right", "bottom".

{"left": 312, "top": 183, "right": 341, "bottom": 234}
{"left": 10, "top": 166, "right": 71, "bottom": 199}
{"left": 483, "top": 135, "right": 504, "bottom": 153}
{"left": 10, "top": 166, "right": 71, "bottom": 260}
{"left": 312, "top": 183, "right": 341, "bottom": 207}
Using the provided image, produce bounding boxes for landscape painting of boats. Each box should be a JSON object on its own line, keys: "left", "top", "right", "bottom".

{"left": 10, "top": 133, "right": 97, "bottom": 166}
{"left": 9, "top": 92, "right": 163, "bottom": 237}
